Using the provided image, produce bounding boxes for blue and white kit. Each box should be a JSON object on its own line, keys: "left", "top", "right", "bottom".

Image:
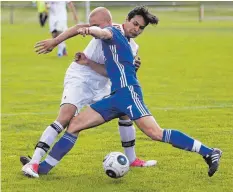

{"left": 91, "top": 26, "right": 151, "bottom": 120}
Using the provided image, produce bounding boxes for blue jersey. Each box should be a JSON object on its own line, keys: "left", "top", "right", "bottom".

{"left": 101, "top": 26, "right": 140, "bottom": 92}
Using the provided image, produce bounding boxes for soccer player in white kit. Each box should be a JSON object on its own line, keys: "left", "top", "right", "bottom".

{"left": 21, "top": 6, "right": 157, "bottom": 177}
{"left": 46, "top": 1, "right": 78, "bottom": 57}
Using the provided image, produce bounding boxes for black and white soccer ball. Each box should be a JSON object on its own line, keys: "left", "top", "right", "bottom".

{"left": 103, "top": 152, "right": 130, "bottom": 179}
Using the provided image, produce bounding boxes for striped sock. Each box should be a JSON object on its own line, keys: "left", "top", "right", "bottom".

{"left": 39, "top": 131, "right": 77, "bottom": 174}
{"left": 30, "top": 121, "right": 64, "bottom": 164}
{"left": 162, "top": 129, "right": 213, "bottom": 156}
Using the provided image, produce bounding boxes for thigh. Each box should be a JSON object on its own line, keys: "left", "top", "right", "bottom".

{"left": 90, "top": 93, "right": 124, "bottom": 122}
{"left": 61, "top": 76, "right": 94, "bottom": 112}
{"left": 116, "top": 86, "right": 151, "bottom": 120}
{"left": 68, "top": 106, "right": 105, "bottom": 134}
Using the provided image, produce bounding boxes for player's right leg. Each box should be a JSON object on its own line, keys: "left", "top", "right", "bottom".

{"left": 21, "top": 104, "right": 77, "bottom": 178}
{"left": 21, "top": 74, "right": 91, "bottom": 177}
{"left": 118, "top": 115, "right": 157, "bottom": 167}
{"left": 37, "top": 106, "right": 106, "bottom": 175}
{"left": 37, "top": 93, "right": 118, "bottom": 175}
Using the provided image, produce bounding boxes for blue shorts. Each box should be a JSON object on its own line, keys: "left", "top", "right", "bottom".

{"left": 90, "top": 85, "right": 151, "bottom": 121}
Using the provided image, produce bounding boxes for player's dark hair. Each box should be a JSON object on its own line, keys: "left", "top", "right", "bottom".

{"left": 127, "top": 6, "right": 159, "bottom": 26}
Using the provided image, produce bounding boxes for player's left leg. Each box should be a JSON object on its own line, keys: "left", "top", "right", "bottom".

{"left": 135, "top": 116, "right": 222, "bottom": 177}
{"left": 118, "top": 115, "right": 157, "bottom": 167}
{"left": 122, "top": 85, "right": 222, "bottom": 177}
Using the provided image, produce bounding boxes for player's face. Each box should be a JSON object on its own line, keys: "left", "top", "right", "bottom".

{"left": 124, "top": 15, "right": 146, "bottom": 38}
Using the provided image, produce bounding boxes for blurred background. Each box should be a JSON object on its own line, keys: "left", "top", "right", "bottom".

{"left": 1, "top": 1, "right": 233, "bottom": 24}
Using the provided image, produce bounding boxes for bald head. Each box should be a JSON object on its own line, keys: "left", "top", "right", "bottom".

{"left": 89, "top": 7, "right": 112, "bottom": 28}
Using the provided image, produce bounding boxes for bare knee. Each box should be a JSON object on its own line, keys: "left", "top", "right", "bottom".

{"left": 66, "top": 106, "right": 105, "bottom": 134}
{"left": 56, "top": 104, "right": 77, "bottom": 128}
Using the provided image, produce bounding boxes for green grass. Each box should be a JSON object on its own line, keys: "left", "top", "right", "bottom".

{"left": 1, "top": 6, "right": 233, "bottom": 192}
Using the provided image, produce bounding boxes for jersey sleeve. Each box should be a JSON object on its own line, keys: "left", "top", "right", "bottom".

{"left": 103, "top": 26, "right": 116, "bottom": 42}
{"left": 83, "top": 38, "right": 97, "bottom": 59}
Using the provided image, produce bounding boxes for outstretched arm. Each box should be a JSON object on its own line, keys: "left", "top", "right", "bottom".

{"left": 35, "top": 23, "right": 89, "bottom": 54}
{"left": 74, "top": 52, "right": 108, "bottom": 77}
{"left": 78, "top": 26, "right": 113, "bottom": 40}
{"left": 87, "top": 61, "right": 108, "bottom": 77}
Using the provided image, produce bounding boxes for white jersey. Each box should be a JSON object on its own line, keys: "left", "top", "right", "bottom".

{"left": 62, "top": 24, "right": 139, "bottom": 111}
{"left": 47, "top": 1, "right": 69, "bottom": 21}
{"left": 66, "top": 24, "right": 139, "bottom": 78}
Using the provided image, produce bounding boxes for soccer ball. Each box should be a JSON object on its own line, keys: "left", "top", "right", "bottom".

{"left": 103, "top": 152, "right": 130, "bottom": 179}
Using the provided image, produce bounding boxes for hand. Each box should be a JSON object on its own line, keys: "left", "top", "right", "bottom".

{"left": 134, "top": 56, "right": 141, "bottom": 71}
{"left": 74, "top": 52, "right": 89, "bottom": 65}
{"left": 34, "top": 39, "right": 56, "bottom": 54}
{"left": 77, "top": 27, "right": 90, "bottom": 37}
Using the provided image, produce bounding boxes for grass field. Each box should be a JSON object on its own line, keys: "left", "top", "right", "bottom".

{"left": 1, "top": 5, "right": 233, "bottom": 192}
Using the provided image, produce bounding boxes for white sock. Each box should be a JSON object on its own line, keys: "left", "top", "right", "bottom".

{"left": 30, "top": 121, "right": 64, "bottom": 164}
{"left": 58, "top": 41, "right": 66, "bottom": 55}
{"left": 118, "top": 119, "right": 136, "bottom": 164}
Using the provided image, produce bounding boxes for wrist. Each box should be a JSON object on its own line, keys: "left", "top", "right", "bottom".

{"left": 89, "top": 26, "right": 100, "bottom": 35}
{"left": 53, "top": 38, "right": 60, "bottom": 46}
{"left": 86, "top": 59, "right": 91, "bottom": 66}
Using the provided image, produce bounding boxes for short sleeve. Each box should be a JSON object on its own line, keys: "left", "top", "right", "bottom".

{"left": 102, "top": 27, "right": 115, "bottom": 42}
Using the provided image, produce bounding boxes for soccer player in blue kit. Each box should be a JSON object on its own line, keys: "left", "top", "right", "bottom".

{"left": 23, "top": 7, "right": 222, "bottom": 178}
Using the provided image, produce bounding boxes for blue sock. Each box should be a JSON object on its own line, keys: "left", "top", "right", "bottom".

{"left": 162, "top": 129, "right": 213, "bottom": 156}
{"left": 39, "top": 161, "right": 53, "bottom": 174}
{"left": 39, "top": 131, "right": 77, "bottom": 174}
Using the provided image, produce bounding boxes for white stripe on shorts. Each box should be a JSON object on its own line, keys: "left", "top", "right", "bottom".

{"left": 128, "top": 85, "right": 148, "bottom": 116}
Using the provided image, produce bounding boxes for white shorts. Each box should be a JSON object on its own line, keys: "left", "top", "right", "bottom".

{"left": 49, "top": 19, "right": 67, "bottom": 33}
{"left": 61, "top": 72, "right": 111, "bottom": 113}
